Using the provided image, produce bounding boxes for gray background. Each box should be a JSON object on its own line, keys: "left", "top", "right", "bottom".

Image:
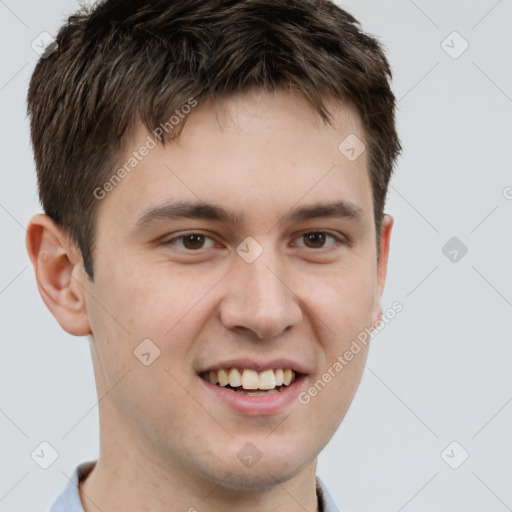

{"left": 1, "top": 1, "right": 511, "bottom": 511}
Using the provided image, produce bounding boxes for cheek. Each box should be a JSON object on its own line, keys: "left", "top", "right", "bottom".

{"left": 99, "top": 262, "right": 205, "bottom": 335}
{"left": 101, "top": 266, "right": 225, "bottom": 373}
{"left": 322, "top": 348, "right": 369, "bottom": 430}
{"left": 296, "top": 340, "right": 369, "bottom": 458}
{"left": 305, "top": 260, "right": 375, "bottom": 428}
{"left": 307, "top": 262, "right": 377, "bottom": 346}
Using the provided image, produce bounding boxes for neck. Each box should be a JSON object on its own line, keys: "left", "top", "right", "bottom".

{"left": 80, "top": 456, "right": 320, "bottom": 512}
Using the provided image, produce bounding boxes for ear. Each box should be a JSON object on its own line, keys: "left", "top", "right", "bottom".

{"left": 25, "top": 214, "right": 92, "bottom": 336}
{"left": 371, "top": 213, "right": 393, "bottom": 327}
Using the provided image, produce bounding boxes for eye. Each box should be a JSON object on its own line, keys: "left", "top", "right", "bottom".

{"left": 293, "top": 231, "right": 343, "bottom": 250}
{"left": 164, "top": 233, "right": 218, "bottom": 251}
{"left": 162, "top": 230, "right": 345, "bottom": 253}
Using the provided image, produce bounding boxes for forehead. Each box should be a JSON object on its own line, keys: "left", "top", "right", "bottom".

{"left": 98, "top": 90, "right": 373, "bottom": 231}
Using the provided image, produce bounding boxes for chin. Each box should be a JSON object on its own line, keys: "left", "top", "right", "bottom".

{"left": 209, "top": 463, "right": 306, "bottom": 492}
{"left": 194, "top": 440, "right": 313, "bottom": 492}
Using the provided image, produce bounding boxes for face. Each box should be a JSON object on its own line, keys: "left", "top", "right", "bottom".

{"left": 83, "top": 90, "right": 391, "bottom": 490}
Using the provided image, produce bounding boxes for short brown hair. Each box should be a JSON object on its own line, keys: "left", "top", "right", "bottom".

{"left": 27, "top": 0, "right": 401, "bottom": 279}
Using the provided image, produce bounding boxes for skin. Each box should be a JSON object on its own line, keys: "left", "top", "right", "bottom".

{"left": 26, "top": 89, "right": 393, "bottom": 512}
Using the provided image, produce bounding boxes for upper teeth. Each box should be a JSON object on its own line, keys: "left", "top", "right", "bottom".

{"left": 206, "top": 368, "right": 296, "bottom": 390}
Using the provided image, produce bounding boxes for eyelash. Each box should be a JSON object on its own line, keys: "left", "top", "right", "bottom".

{"left": 163, "top": 230, "right": 346, "bottom": 253}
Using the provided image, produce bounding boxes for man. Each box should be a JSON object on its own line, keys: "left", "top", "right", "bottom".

{"left": 25, "top": 0, "right": 401, "bottom": 510}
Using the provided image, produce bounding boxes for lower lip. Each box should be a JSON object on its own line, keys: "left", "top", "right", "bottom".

{"left": 198, "top": 375, "right": 307, "bottom": 415}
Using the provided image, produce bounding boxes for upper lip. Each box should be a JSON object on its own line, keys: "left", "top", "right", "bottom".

{"left": 198, "top": 358, "right": 310, "bottom": 375}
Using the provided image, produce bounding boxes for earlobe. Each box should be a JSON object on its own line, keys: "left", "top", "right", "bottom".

{"left": 26, "top": 214, "right": 91, "bottom": 337}
{"left": 371, "top": 213, "right": 394, "bottom": 328}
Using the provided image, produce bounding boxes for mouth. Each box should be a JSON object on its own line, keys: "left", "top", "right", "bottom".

{"left": 197, "top": 359, "right": 309, "bottom": 414}
{"left": 199, "top": 367, "right": 300, "bottom": 396}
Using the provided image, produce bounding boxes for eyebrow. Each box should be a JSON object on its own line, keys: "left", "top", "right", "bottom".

{"left": 130, "top": 199, "right": 366, "bottom": 231}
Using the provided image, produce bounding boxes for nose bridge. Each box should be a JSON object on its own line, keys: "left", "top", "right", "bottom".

{"left": 220, "top": 241, "right": 301, "bottom": 339}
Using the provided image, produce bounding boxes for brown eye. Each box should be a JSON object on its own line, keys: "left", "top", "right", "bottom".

{"left": 296, "top": 231, "right": 339, "bottom": 250}
{"left": 303, "top": 232, "right": 327, "bottom": 249}
{"left": 181, "top": 234, "right": 206, "bottom": 250}
{"left": 165, "top": 233, "right": 217, "bottom": 251}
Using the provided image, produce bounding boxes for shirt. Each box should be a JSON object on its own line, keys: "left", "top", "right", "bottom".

{"left": 49, "top": 461, "right": 341, "bottom": 512}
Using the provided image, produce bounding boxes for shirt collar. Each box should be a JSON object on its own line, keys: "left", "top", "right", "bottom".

{"left": 316, "top": 475, "right": 341, "bottom": 512}
{"left": 49, "top": 461, "right": 95, "bottom": 512}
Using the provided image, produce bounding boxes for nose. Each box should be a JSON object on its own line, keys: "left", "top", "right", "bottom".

{"left": 219, "top": 246, "right": 302, "bottom": 340}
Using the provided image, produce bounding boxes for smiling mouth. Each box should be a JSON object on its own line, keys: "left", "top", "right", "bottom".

{"left": 199, "top": 367, "right": 299, "bottom": 396}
